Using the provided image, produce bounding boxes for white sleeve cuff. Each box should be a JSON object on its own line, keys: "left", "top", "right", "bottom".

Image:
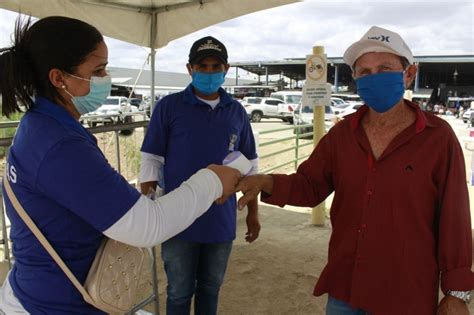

{"left": 248, "top": 158, "right": 259, "bottom": 175}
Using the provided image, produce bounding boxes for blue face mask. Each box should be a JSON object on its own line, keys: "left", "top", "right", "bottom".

{"left": 355, "top": 72, "right": 405, "bottom": 113}
{"left": 63, "top": 74, "right": 112, "bottom": 115}
{"left": 191, "top": 72, "right": 226, "bottom": 95}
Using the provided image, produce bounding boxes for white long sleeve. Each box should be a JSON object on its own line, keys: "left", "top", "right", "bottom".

{"left": 104, "top": 169, "right": 222, "bottom": 247}
{"left": 139, "top": 152, "right": 164, "bottom": 184}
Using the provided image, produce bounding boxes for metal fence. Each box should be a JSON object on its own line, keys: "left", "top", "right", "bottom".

{"left": 258, "top": 124, "right": 315, "bottom": 174}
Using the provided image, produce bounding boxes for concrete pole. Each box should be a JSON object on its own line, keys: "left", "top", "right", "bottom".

{"left": 414, "top": 64, "right": 420, "bottom": 92}
{"left": 311, "top": 46, "right": 326, "bottom": 226}
{"left": 334, "top": 65, "right": 339, "bottom": 93}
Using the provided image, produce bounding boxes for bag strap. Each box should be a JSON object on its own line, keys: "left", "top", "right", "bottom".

{"left": 3, "top": 172, "right": 95, "bottom": 306}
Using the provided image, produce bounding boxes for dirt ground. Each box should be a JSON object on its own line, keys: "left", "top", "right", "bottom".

{"left": 134, "top": 204, "right": 331, "bottom": 315}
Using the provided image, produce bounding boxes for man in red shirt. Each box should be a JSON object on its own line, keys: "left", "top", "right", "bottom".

{"left": 236, "top": 26, "right": 473, "bottom": 314}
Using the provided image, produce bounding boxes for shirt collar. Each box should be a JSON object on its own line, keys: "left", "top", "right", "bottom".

{"left": 32, "top": 96, "right": 96, "bottom": 142}
{"left": 184, "top": 84, "right": 234, "bottom": 107}
{"left": 350, "top": 99, "right": 437, "bottom": 133}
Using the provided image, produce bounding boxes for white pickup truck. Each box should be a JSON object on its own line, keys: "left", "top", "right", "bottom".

{"left": 240, "top": 97, "right": 287, "bottom": 122}
{"left": 271, "top": 91, "right": 303, "bottom": 124}
{"left": 80, "top": 96, "right": 136, "bottom": 127}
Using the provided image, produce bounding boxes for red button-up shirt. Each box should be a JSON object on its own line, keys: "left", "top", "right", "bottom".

{"left": 262, "top": 101, "right": 473, "bottom": 314}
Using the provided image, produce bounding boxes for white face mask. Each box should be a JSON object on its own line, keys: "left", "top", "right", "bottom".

{"left": 63, "top": 73, "right": 112, "bottom": 115}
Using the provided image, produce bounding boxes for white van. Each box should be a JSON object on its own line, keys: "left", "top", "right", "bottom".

{"left": 270, "top": 91, "right": 303, "bottom": 124}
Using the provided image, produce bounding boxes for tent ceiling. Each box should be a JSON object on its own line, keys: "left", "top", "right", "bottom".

{"left": 0, "top": 0, "right": 299, "bottom": 101}
{"left": 0, "top": 0, "right": 299, "bottom": 49}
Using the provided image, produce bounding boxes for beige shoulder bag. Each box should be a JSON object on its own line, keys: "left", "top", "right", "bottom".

{"left": 4, "top": 175, "right": 148, "bottom": 314}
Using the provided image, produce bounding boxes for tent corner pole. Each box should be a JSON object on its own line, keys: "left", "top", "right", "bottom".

{"left": 150, "top": 11, "right": 157, "bottom": 115}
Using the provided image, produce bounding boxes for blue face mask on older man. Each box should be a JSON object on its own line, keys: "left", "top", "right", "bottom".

{"left": 355, "top": 72, "right": 405, "bottom": 113}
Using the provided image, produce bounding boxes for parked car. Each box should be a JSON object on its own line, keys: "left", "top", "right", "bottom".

{"left": 338, "top": 102, "right": 364, "bottom": 117}
{"left": 129, "top": 98, "right": 143, "bottom": 109}
{"left": 293, "top": 102, "right": 341, "bottom": 136}
{"left": 241, "top": 97, "right": 286, "bottom": 122}
{"left": 462, "top": 108, "right": 474, "bottom": 123}
{"left": 271, "top": 91, "right": 303, "bottom": 124}
{"left": 81, "top": 96, "right": 134, "bottom": 128}
{"left": 330, "top": 97, "right": 348, "bottom": 108}
{"left": 137, "top": 99, "right": 153, "bottom": 118}
{"left": 331, "top": 93, "right": 362, "bottom": 103}
{"left": 277, "top": 103, "right": 295, "bottom": 123}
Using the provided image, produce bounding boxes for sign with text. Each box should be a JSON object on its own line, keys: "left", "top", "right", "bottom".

{"left": 302, "top": 83, "right": 331, "bottom": 107}
{"left": 304, "top": 52, "right": 329, "bottom": 107}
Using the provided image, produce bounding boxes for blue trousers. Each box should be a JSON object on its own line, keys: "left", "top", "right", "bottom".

{"left": 326, "top": 296, "right": 369, "bottom": 315}
{"left": 161, "top": 238, "right": 233, "bottom": 315}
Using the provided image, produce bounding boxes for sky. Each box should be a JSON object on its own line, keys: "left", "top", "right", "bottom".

{"left": 0, "top": 0, "right": 473, "bottom": 81}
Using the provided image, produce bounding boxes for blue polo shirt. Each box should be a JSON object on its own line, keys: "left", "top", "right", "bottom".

{"left": 141, "top": 85, "right": 257, "bottom": 243}
{"left": 3, "top": 97, "right": 140, "bottom": 314}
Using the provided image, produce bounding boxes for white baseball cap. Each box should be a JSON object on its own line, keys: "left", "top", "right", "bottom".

{"left": 343, "top": 26, "right": 414, "bottom": 68}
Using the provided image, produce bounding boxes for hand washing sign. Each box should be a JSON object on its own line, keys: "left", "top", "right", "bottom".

{"left": 304, "top": 53, "right": 330, "bottom": 107}
{"left": 306, "top": 54, "right": 326, "bottom": 81}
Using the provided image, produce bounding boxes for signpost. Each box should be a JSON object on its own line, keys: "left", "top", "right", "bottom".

{"left": 303, "top": 46, "right": 330, "bottom": 226}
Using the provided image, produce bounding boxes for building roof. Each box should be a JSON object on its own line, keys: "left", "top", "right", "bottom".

{"left": 108, "top": 67, "right": 256, "bottom": 89}
{"left": 231, "top": 54, "right": 474, "bottom": 82}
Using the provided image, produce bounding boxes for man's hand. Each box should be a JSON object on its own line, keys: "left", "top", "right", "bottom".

{"left": 438, "top": 295, "right": 469, "bottom": 315}
{"left": 207, "top": 164, "right": 241, "bottom": 203}
{"left": 245, "top": 210, "right": 260, "bottom": 243}
{"left": 236, "top": 174, "right": 273, "bottom": 210}
{"left": 140, "top": 181, "right": 157, "bottom": 196}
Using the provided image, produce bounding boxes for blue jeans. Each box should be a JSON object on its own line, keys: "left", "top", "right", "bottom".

{"left": 161, "top": 238, "right": 233, "bottom": 315}
{"left": 326, "top": 296, "right": 369, "bottom": 315}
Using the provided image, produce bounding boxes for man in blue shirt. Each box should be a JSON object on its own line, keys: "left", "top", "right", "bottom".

{"left": 140, "top": 36, "right": 260, "bottom": 315}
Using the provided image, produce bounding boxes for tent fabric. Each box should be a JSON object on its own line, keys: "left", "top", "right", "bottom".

{"left": 0, "top": 0, "right": 299, "bottom": 49}
{"left": 0, "top": 0, "right": 299, "bottom": 103}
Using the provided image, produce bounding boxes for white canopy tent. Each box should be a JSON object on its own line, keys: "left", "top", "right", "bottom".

{"left": 0, "top": 0, "right": 299, "bottom": 102}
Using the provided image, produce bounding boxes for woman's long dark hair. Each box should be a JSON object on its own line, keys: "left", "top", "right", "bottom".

{"left": 0, "top": 16, "right": 103, "bottom": 117}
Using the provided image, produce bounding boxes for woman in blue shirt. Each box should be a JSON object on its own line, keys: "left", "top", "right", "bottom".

{"left": 0, "top": 16, "right": 240, "bottom": 314}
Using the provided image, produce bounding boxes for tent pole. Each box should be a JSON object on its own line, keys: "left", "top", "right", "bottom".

{"left": 150, "top": 11, "right": 157, "bottom": 115}
{"left": 149, "top": 12, "right": 161, "bottom": 315}
{"left": 150, "top": 48, "right": 156, "bottom": 114}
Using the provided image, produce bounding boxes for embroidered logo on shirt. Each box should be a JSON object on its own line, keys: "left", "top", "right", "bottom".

{"left": 228, "top": 134, "right": 238, "bottom": 151}
{"left": 6, "top": 162, "right": 17, "bottom": 183}
{"left": 405, "top": 165, "right": 413, "bottom": 172}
